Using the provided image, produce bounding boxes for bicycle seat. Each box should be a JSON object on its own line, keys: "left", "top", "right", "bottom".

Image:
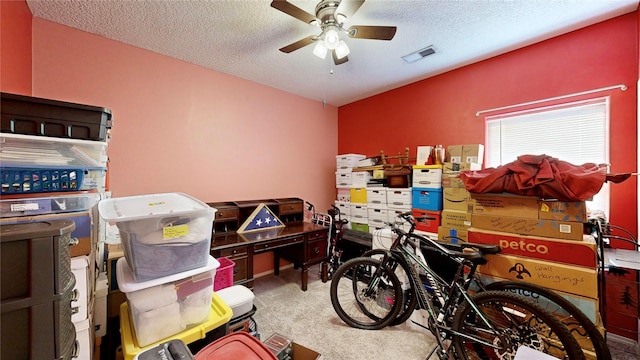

{"left": 449, "top": 248, "right": 487, "bottom": 265}
{"left": 463, "top": 243, "right": 501, "bottom": 255}
{"left": 438, "top": 241, "right": 501, "bottom": 255}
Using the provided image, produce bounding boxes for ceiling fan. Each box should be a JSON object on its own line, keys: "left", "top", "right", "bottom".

{"left": 271, "top": 0, "right": 397, "bottom": 65}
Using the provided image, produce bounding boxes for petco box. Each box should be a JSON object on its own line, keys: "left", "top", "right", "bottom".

{"left": 99, "top": 193, "right": 216, "bottom": 282}
{"left": 116, "top": 256, "right": 219, "bottom": 347}
{"left": 336, "top": 154, "right": 365, "bottom": 172}
{"left": 412, "top": 188, "right": 443, "bottom": 211}
{"left": 467, "top": 228, "right": 598, "bottom": 268}
{"left": 412, "top": 165, "right": 443, "bottom": 188}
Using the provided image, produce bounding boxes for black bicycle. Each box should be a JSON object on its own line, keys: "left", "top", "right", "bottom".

{"left": 330, "top": 211, "right": 586, "bottom": 360}
{"left": 361, "top": 214, "right": 610, "bottom": 360}
{"left": 306, "top": 202, "right": 348, "bottom": 281}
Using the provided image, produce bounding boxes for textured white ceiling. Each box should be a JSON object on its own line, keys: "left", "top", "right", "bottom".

{"left": 26, "top": 0, "right": 639, "bottom": 106}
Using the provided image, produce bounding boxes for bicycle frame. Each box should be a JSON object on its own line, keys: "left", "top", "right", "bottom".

{"left": 373, "top": 226, "right": 508, "bottom": 356}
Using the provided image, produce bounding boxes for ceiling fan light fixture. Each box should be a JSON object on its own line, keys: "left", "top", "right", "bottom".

{"left": 335, "top": 40, "right": 350, "bottom": 59}
{"left": 324, "top": 27, "right": 340, "bottom": 50}
{"left": 313, "top": 41, "right": 328, "bottom": 59}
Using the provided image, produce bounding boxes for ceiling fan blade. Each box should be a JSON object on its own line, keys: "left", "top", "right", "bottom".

{"left": 279, "top": 36, "right": 316, "bottom": 53}
{"left": 333, "top": 51, "right": 349, "bottom": 65}
{"left": 347, "top": 25, "right": 397, "bottom": 40}
{"left": 335, "top": 0, "right": 365, "bottom": 19}
{"left": 270, "top": 0, "right": 317, "bottom": 24}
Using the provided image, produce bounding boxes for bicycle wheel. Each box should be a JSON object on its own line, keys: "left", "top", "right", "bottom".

{"left": 485, "top": 280, "right": 610, "bottom": 360}
{"left": 330, "top": 257, "right": 403, "bottom": 330}
{"left": 362, "top": 249, "right": 417, "bottom": 326}
{"left": 452, "top": 290, "right": 585, "bottom": 360}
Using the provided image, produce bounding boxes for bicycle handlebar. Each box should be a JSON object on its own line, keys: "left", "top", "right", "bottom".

{"left": 390, "top": 211, "right": 486, "bottom": 262}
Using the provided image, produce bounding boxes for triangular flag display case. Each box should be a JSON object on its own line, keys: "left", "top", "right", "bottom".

{"left": 237, "top": 203, "right": 286, "bottom": 233}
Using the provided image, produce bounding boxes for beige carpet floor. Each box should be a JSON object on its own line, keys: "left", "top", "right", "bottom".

{"left": 250, "top": 265, "right": 640, "bottom": 360}
{"left": 251, "top": 264, "right": 437, "bottom": 360}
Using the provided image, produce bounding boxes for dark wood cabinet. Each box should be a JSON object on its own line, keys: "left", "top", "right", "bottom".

{"left": 208, "top": 198, "right": 325, "bottom": 291}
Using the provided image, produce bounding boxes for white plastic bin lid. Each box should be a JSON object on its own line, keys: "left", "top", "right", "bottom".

{"left": 98, "top": 192, "right": 212, "bottom": 222}
{"left": 116, "top": 255, "right": 220, "bottom": 293}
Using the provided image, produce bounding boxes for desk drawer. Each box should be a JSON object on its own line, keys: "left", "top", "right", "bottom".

{"left": 307, "top": 230, "right": 328, "bottom": 242}
{"left": 255, "top": 236, "right": 303, "bottom": 252}
{"left": 307, "top": 238, "right": 328, "bottom": 262}
{"left": 232, "top": 256, "right": 248, "bottom": 284}
{"left": 215, "top": 208, "right": 239, "bottom": 220}
{"left": 279, "top": 202, "right": 303, "bottom": 215}
{"left": 219, "top": 245, "right": 248, "bottom": 258}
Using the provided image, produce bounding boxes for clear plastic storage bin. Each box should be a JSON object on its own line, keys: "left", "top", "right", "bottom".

{"left": 99, "top": 192, "right": 216, "bottom": 281}
{"left": 116, "top": 256, "right": 220, "bottom": 347}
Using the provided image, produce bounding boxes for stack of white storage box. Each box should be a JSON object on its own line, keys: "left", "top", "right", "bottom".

{"left": 334, "top": 154, "right": 365, "bottom": 230}
{"left": 98, "top": 193, "right": 224, "bottom": 350}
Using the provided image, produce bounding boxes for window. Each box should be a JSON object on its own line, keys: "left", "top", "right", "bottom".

{"left": 485, "top": 97, "right": 610, "bottom": 217}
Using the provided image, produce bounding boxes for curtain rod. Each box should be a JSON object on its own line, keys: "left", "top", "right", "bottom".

{"left": 475, "top": 84, "right": 628, "bottom": 117}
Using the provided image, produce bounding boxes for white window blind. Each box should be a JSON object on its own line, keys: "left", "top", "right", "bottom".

{"left": 485, "top": 97, "right": 610, "bottom": 216}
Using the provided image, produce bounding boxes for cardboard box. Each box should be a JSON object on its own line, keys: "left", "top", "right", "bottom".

{"left": 447, "top": 145, "right": 463, "bottom": 163}
{"left": 471, "top": 193, "right": 539, "bottom": 219}
{"left": 443, "top": 187, "right": 472, "bottom": 212}
{"left": 478, "top": 254, "right": 599, "bottom": 298}
{"left": 462, "top": 144, "right": 484, "bottom": 164}
{"left": 442, "top": 162, "right": 482, "bottom": 173}
{"left": 441, "top": 173, "right": 465, "bottom": 188}
{"left": 467, "top": 228, "right": 597, "bottom": 267}
{"left": 437, "top": 226, "right": 468, "bottom": 242}
{"left": 441, "top": 209, "right": 472, "bottom": 230}
{"left": 538, "top": 200, "right": 587, "bottom": 222}
{"left": 471, "top": 214, "right": 584, "bottom": 241}
{"left": 292, "top": 342, "right": 322, "bottom": 360}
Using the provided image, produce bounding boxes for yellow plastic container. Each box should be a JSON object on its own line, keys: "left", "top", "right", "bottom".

{"left": 120, "top": 292, "right": 232, "bottom": 360}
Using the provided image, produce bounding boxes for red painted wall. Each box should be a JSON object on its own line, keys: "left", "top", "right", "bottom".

{"left": 0, "top": 0, "right": 32, "bottom": 94}
{"left": 339, "top": 13, "right": 638, "bottom": 241}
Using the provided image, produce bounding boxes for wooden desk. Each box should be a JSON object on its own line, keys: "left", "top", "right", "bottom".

{"left": 210, "top": 222, "right": 328, "bottom": 291}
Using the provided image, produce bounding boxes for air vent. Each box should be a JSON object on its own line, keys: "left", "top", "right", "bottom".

{"left": 401, "top": 46, "right": 435, "bottom": 63}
